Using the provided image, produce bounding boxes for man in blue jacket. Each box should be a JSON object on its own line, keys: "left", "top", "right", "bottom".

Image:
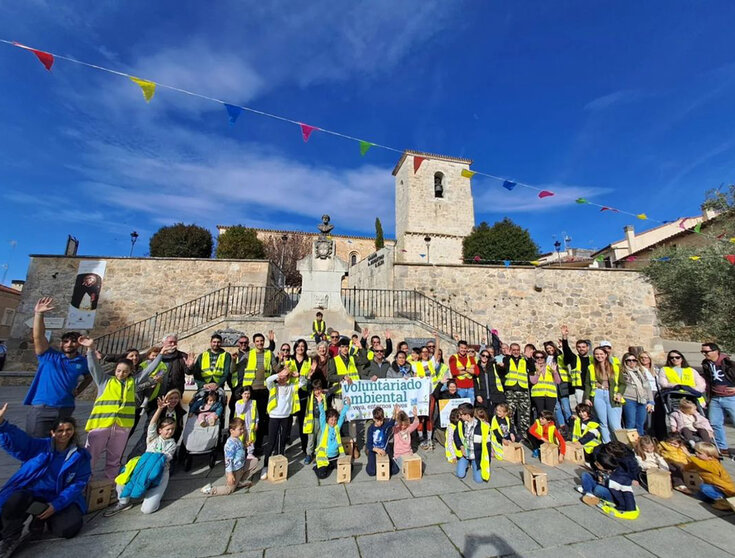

{"left": 0, "top": 402, "right": 91, "bottom": 556}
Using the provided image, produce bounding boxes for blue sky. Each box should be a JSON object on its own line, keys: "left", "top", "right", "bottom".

{"left": 1, "top": 2, "right": 734, "bottom": 282}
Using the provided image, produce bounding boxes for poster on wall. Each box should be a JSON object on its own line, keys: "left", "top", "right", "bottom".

{"left": 65, "top": 260, "right": 106, "bottom": 329}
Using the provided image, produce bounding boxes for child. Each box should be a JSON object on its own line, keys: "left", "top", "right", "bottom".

{"left": 569, "top": 403, "right": 602, "bottom": 463}
{"left": 685, "top": 441, "right": 735, "bottom": 510}
{"left": 635, "top": 436, "right": 669, "bottom": 491}
{"left": 201, "top": 418, "right": 258, "bottom": 495}
{"left": 235, "top": 385, "right": 258, "bottom": 453}
{"left": 528, "top": 410, "right": 566, "bottom": 461}
{"left": 312, "top": 311, "right": 326, "bottom": 343}
{"left": 190, "top": 390, "right": 223, "bottom": 427}
{"left": 445, "top": 408, "right": 462, "bottom": 464}
{"left": 657, "top": 434, "right": 691, "bottom": 492}
{"left": 668, "top": 399, "right": 714, "bottom": 449}
{"left": 105, "top": 397, "right": 177, "bottom": 516}
{"left": 303, "top": 379, "right": 331, "bottom": 465}
{"left": 489, "top": 402, "right": 517, "bottom": 460}
{"left": 366, "top": 406, "right": 400, "bottom": 476}
{"left": 260, "top": 368, "right": 307, "bottom": 480}
{"left": 393, "top": 405, "right": 420, "bottom": 471}
{"left": 314, "top": 397, "right": 351, "bottom": 479}
{"left": 454, "top": 403, "right": 492, "bottom": 483}
{"left": 576, "top": 444, "right": 639, "bottom": 519}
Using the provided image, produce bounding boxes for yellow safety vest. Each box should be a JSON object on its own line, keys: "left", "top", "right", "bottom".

{"left": 532, "top": 419, "right": 557, "bottom": 445}
{"left": 413, "top": 359, "right": 444, "bottom": 388}
{"left": 236, "top": 400, "right": 258, "bottom": 444}
{"left": 333, "top": 355, "right": 360, "bottom": 394}
{"left": 86, "top": 377, "right": 137, "bottom": 431}
{"left": 302, "top": 392, "right": 316, "bottom": 434}
{"left": 146, "top": 360, "right": 169, "bottom": 400}
{"left": 489, "top": 415, "right": 511, "bottom": 460}
{"left": 505, "top": 358, "right": 529, "bottom": 389}
{"left": 457, "top": 420, "right": 491, "bottom": 481}
{"left": 445, "top": 423, "right": 462, "bottom": 462}
{"left": 267, "top": 377, "right": 301, "bottom": 415}
{"left": 452, "top": 354, "right": 477, "bottom": 381}
{"left": 288, "top": 357, "right": 312, "bottom": 377}
{"left": 531, "top": 365, "right": 558, "bottom": 398}
{"left": 587, "top": 363, "right": 625, "bottom": 403}
{"left": 661, "top": 366, "right": 705, "bottom": 406}
{"left": 315, "top": 421, "right": 344, "bottom": 467}
{"left": 242, "top": 349, "right": 273, "bottom": 386}
{"left": 200, "top": 351, "right": 227, "bottom": 384}
{"left": 312, "top": 320, "right": 326, "bottom": 335}
{"left": 568, "top": 354, "right": 584, "bottom": 389}
{"left": 572, "top": 417, "right": 602, "bottom": 454}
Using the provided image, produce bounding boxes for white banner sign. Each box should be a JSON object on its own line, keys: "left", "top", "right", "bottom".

{"left": 343, "top": 378, "right": 432, "bottom": 421}
{"left": 438, "top": 398, "right": 472, "bottom": 427}
{"left": 66, "top": 260, "right": 106, "bottom": 329}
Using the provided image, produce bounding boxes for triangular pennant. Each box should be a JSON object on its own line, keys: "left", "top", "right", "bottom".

{"left": 538, "top": 190, "right": 554, "bottom": 198}
{"left": 575, "top": 198, "right": 589, "bottom": 204}
{"left": 730, "top": 238, "right": 735, "bottom": 244}
{"left": 689, "top": 256, "right": 701, "bottom": 261}
{"left": 503, "top": 260, "right": 511, "bottom": 268}
{"left": 224, "top": 104, "right": 242, "bottom": 125}
{"left": 419, "top": 253, "right": 426, "bottom": 258}
{"left": 461, "top": 169, "right": 476, "bottom": 178}
{"left": 473, "top": 255, "right": 481, "bottom": 263}
{"left": 529, "top": 260, "right": 540, "bottom": 266}
{"left": 129, "top": 76, "right": 156, "bottom": 102}
{"left": 595, "top": 256, "right": 605, "bottom": 262}
{"left": 726, "top": 255, "right": 735, "bottom": 265}
{"left": 359, "top": 141, "right": 373, "bottom": 156}
{"left": 717, "top": 232, "right": 727, "bottom": 239}
{"left": 413, "top": 156, "right": 425, "bottom": 173}
{"left": 679, "top": 218, "right": 688, "bottom": 230}
{"left": 637, "top": 213, "right": 647, "bottom": 220}
{"left": 600, "top": 206, "right": 613, "bottom": 212}
{"left": 300, "top": 123, "right": 317, "bottom": 142}
{"left": 693, "top": 223, "right": 702, "bottom": 234}
{"left": 625, "top": 256, "right": 637, "bottom": 262}
{"left": 657, "top": 257, "right": 671, "bottom": 262}
{"left": 502, "top": 180, "right": 516, "bottom": 191}
{"left": 13, "top": 42, "right": 54, "bottom": 71}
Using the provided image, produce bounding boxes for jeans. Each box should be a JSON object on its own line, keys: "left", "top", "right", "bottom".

{"left": 622, "top": 400, "right": 648, "bottom": 436}
{"left": 593, "top": 389, "right": 622, "bottom": 443}
{"left": 554, "top": 397, "right": 572, "bottom": 427}
{"left": 456, "top": 456, "right": 483, "bottom": 483}
{"left": 581, "top": 472, "right": 612, "bottom": 501}
{"left": 698, "top": 482, "right": 725, "bottom": 502}
{"left": 457, "top": 387, "right": 475, "bottom": 401}
{"left": 708, "top": 396, "right": 735, "bottom": 451}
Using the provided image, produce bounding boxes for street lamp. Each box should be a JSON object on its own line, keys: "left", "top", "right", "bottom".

{"left": 424, "top": 236, "right": 431, "bottom": 264}
{"left": 554, "top": 240, "right": 561, "bottom": 265}
{"left": 129, "top": 231, "right": 139, "bottom": 257}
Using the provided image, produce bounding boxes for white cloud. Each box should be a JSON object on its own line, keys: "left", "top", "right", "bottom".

{"left": 473, "top": 180, "right": 613, "bottom": 213}
{"left": 584, "top": 89, "right": 647, "bottom": 111}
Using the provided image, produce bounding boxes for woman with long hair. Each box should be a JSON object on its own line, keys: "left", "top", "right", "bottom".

{"left": 657, "top": 350, "right": 707, "bottom": 407}
{"left": 620, "top": 353, "right": 654, "bottom": 436}
{"left": 584, "top": 347, "right": 626, "bottom": 443}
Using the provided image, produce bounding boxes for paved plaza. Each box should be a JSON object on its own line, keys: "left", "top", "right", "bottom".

{"left": 1, "top": 386, "right": 734, "bottom": 558}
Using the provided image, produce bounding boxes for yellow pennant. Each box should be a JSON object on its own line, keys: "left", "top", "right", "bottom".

{"left": 529, "top": 260, "right": 540, "bottom": 266}
{"left": 689, "top": 256, "right": 701, "bottom": 261}
{"left": 129, "top": 76, "right": 156, "bottom": 102}
{"left": 637, "top": 213, "right": 647, "bottom": 220}
{"left": 730, "top": 237, "right": 735, "bottom": 244}
{"left": 461, "top": 169, "right": 476, "bottom": 178}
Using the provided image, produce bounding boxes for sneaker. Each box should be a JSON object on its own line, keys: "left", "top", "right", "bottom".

{"left": 103, "top": 502, "right": 134, "bottom": 517}
{"left": 419, "top": 441, "right": 430, "bottom": 450}
{"left": 260, "top": 468, "right": 268, "bottom": 481}
{"left": 582, "top": 493, "right": 600, "bottom": 507}
{"left": 303, "top": 455, "right": 312, "bottom": 465}
{"left": 200, "top": 483, "right": 213, "bottom": 495}
{"left": 532, "top": 449, "right": 540, "bottom": 459}
{"left": 574, "top": 485, "right": 584, "bottom": 494}
{"left": 428, "top": 440, "right": 435, "bottom": 451}
{"left": 0, "top": 533, "right": 24, "bottom": 558}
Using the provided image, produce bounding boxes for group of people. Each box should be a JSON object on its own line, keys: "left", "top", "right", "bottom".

{"left": 1, "top": 300, "right": 735, "bottom": 555}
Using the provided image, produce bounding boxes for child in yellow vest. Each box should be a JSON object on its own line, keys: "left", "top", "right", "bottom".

{"left": 444, "top": 408, "right": 461, "bottom": 464}
{"left": 235, "top": 385, "right": 258, "bottom": 454}
{"left": 489, "top": 403, "right": 518, "bottom": 460}
{"left": 314, "top": 396, "right": 351, "bottom": 479}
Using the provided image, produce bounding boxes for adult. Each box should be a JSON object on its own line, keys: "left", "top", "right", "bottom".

{"left": 658, "top": 350, "right": 706, "bottom": 407}
{"left": 599, "top": 340, "right": 621, "bottom": 368}
{"left": 230, "top": 333, "right": 276, "bottom": 420}
{"left": 24, "top": 297, "right": 92, "bottom": 438}
{"left": 700, "top": 343, "right": 735, "bottom": 456}
{"left": 327, "top": 330, "right": 341, "bottom": 358}
{"left": 188, "top": 334, "right": 232, "bottom": 391}
{"left": 388, "top": 351, "right": 412, "bottom": 378}
{"left": 327, "top": 338, "right": 368, "bottom": 457}
{"left": 448, "top": 340, "right": 480, "bottom": 401}
{"left": 544, "top": 340, "right": 572, "bottom": 428}
{"left": 0, "top": 340, "right": 7, "bottom": 372}
{"left": 475, "top": 348, "right": 505, "bottom": 416}
{"left": 561, "top": 325, "right": 591, "bottom": 406}
{"left": 310, "top": 341, "right": 330, "bottom": 387}
{"left": 0, "top": 404, "right": 91, "bottom": 554}
{"left": 529, "top": 350, "right": 561, "bottom": 416}
{"left": 289, "top": 339, "right": 312, "bottom": 455}
{"left": 502, "top": 343, "right": 532, "bottom": 441}
{"left": 620, "top": 353, "right": 654, "bottom": 436}
{"left": 584, "top": 346, "right": 625, "bottom": 443}
{"left": 360, "top": 328, "right": 393, "bottom": 361}
{"left": 366, "top": 345, "right": 391, "bottom": 380}
{"left": 411, "top": 342, "right": 441, "bottom": 451}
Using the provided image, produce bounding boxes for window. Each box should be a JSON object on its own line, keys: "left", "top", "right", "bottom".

{"left": 434, "top": 172, "right": 444, "bottom": 198}
{"left": 1, "top": 308, "right": 15, "bottom": 327}
{"left": 349, "top": 252, "right": 359, "bottom": 266}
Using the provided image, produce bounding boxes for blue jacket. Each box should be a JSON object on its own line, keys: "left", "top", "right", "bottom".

{"left": 120, "top": 452, "right": 166, "bottom": 500}
{"left": 0, "top": 420, "right": 91, "bottom": 513}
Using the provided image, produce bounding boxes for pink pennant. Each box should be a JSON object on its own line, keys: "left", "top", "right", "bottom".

{"left": 299, "top": 123, "right": 317, "bottom": 142}
{"left": 726, "top": 255, "right": 735, "bottom": 265}
{"left": 13, "top": 42, "right": 54, "bottom": 71}
{"left": 413, "top": 156, "right": 425, "bottom": 173}
{"left": 679, "top": 218, "right": 688, "bottom": 230}
{"left": 625, "top": 256, "right": 637, "bottom": 262}
{"left": 717, "top": 232, "right": 727, "bottom": 239}
{"left": 473, "top": 255, "right": 481, "bottom": 262}
{"left": 538, "top": 190, "right": 554, "bottom": 198}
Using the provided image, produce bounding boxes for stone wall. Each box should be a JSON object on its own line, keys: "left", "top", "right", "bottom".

{"left": 347, "top": 247, "right": 395, "bottom": 290}
{"left": 0, "top": 286, "right": 21, "bottom": 340}
{"left": 392, "top": 263, "right": 662, "bottom": 353}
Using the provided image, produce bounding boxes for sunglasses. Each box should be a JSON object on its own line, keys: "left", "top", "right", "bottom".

{"left": 330, "top": 336, "right": 339, "bottom": 339}
{"left": 625, "top": 358, "right": 638, "bottom": 363}
{"left": 238, "top": 341, "right": 248, "bottom": 344}
{"left": 480, "top": 354, "right": 490, "bottom": 358}
{"left": 670, "top": 356, "right": 682, "bottom": 360}
{"left": 701, "top": 350, "right": 714, "bottom": 354}
{"left": 534, "top": 357, "right": 546, "bottom": 361}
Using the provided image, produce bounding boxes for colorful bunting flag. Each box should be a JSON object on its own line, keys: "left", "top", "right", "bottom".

{"left": 689, "top": 256, "right": 701, "bottom": 261}
{"left": 637, "top": 213, "right": 647, "bottom": 220}
{"left": 726, "top": 255, "right": 735, "bottom": 265}
{"left": 461, "top": 169, "right": 476, "bottom": 178}
{"left": 419, "top": 253, "right": 426, "bottom": 258}
{"left": 473, "top": 255, "right": 481, "bottom": 262}
{"left": 13, "top": 42, "right": 54, "bottom": 71}
{"left": 503, "top": 260, "right": 511, "bottom": 268}
{"left": 530, "top": 260, "right": 540, "bottom": 266}
{"left": 600, "top": 206, "right": 615, "bottom": 212}
{"left": 129, "top": 77, "right": 156, "bottom": 102}
{"left": 595, "top": 256, "right": 605, "bottom": 262}
{"left": 576, "top": 198, "right": 589, "bottom": 204}
{"left": 625, "top": 256, "right": 637, "bottom": 262}
{"left": 502, "top": 180, "right": 516, "bottom": 191}
{"left": 679, "top": 218, "right": 688, "bottom": 229}
{"left": 731, "top": 238, "right": 735, "bottom": 244}
{"left": 413, "top": 156, "right": 425, "bottom": 173}
{"left": 538, "top": 190, "right": 554, "bottom": 199}
{"left": 299, "top": 123, "right": 317, "bottom": 142}
{"left": 717, "top": 233, "right": 727, "bottom": 239}
{"left": 656, "top": 257, "right": 671, "bottom": 262}
{"left": 224, "top": 104, "right": 242, "bottom": 124}
{"left": 693, "top": 223, "right": 702, "bottom": 234}
{"left": 359, "top": 141, "right": 373, "bottom": 156}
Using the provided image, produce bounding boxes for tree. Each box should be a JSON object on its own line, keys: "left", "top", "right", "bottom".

{"left": 149, "top": 223, "right": 213, "bottom": 258}
{"left": 263, "top": 234, "right": 311, "bottom": 287}
{"left": 701, "top": 184, "right": 735, "bottom": 215}
{"left": 216, "top": 226, "right": 266, "bottom": 259}
{"left": 375, "top": 217, "right": 385, "bottom": 250}
{"left": 462, "top": 218, "right": 540, "bottom": 263}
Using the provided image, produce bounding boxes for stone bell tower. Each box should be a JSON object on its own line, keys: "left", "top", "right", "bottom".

{"left": 393, "top": 150, "right": 475, "bottom": 264}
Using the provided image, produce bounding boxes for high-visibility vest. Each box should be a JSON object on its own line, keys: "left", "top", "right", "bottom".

{"left": 288, "top": 357, "right": 312, "bottom": 377}
{"left": 531, "top": 365, "right": 558, "bottom": 398}
{"left": 568, "top": 354, "right": 584, "bottom": 389}
{"left": 413, "top": 359, "right": 444, "bottom": 388}
{"left": 457, "top": 420, "right": 491, "bottom": 481}
{"left": 452, "top": 354, "right": 477, "bottom": 381}
{"left": 489, "top": 415, "right": 511, "bottom": 460}
{"left": 200, "top": 351, "right": 227, "bottom": 385}
{"left": 312, "top": 320, "right": 326, "bottom": 335}
{"left": 315, "top": 421, "right": 344, "bottom": 467}
{"left": 241, "top": 349, "right": 273, "bottom": 387}
{"left": 236, "top": 400, "right": 258, "bottom": 444}
{"left": 445, "top": 423, "right": 462, "bottom": 462}
{"left": 333, "top": 355, "right": 360, "bottom": 394}
{"left": 505, "top": 358, "right": 529, "bottom": 389}
{"left": 146, "top": 360, "right": 169, "bottom": 400}
{"left": 555, "top": 355, "right": 569, "bottom": 384}
{"left": 587, "top": 362, "right": 625, "bottom": 403}
{"left": 661, "top": 366, "right": 706, "bottom": 406}
{"left": 302, "top": 392, "right": 315, "bottom": 434}
{"left": 267, "top": 377, "right": 301, "bottom": 415}
{"left": 572, "top": 417, "right": 602, "bottom": 454}
{"left": 85, "top": 377, "right": 136, "bottom": 431}
{"left": 532, "top": 419, "right": 557, "bottom": 445}
{"left": 349, "top": 343, "right": 360, "bottom": 357}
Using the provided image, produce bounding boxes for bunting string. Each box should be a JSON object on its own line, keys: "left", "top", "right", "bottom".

{"left": 2, "top": 38, "right": 733, "bottom": 248}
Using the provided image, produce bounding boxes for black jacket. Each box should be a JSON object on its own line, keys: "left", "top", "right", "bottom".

{"left": 475, "top": 362, "right": 506, "bottom": 405}
{"left": 701, "top": 354, "right": 735, "bottom": 399}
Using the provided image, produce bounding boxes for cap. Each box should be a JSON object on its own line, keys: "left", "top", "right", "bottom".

{"left": 599, "top": 340, "right": 612, "bottom": 348}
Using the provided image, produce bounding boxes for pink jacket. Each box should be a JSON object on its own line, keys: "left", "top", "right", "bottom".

{"left": 393, "top": 418, "right": 419, "bottom": 458}
{"left": 668, "top": 410, "right": 714, "bottom": 436}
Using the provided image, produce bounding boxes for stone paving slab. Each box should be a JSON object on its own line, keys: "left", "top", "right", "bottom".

{"left": 16, "top": 531, "right": 138, "bottom": 558}
{"left": 440, "top": 487, "right": 522, "bottom": 520}
{"left": 197, "top": 489, "right": 284, "bottom": 521}
{"left": 80, "top": 497, "right": 206, "bottom": 536}
{"left": 383, "top": 495, "right": 458, "bottom": 528}
{"left": 568, "top": 535, "right": 658, "bottom": 558}
{"left": 507, "top": 508, "right": 597, "bottom": 547}
{"left": 441, "top": 515, "right": 542, "bottom": 557}
{"left": 306, "top": 502, "right": 393, "bottom": 541}
{"left": 497, "top": 479, "right": 581, "bottom": 511}
{"left": 403, "top": 471, "right": 471, "bottom": 497}
{"left": 357, "top": 525, "right": 462, "bottom": 557}
{"left": 626, "top": 526, "right": 734, "bottom": 558}
{"left": 639, "top": 491, "right": 732, "bottom": 521}
{"left": 344, "top": 477, "right": 413, "bottom": 504}
{"left": 264, "top": 537, "right": 360, "bottom": 558}
{"left": 283, "top": 484, "right": 349, "bottom": 512}
{"left": 227, "top": 511, "right": 305, "bottom": 551}
{"left": 680, "top": 516, "right": 735, "bottom": 554}
{"left": 119, "top": 519, "right": 235, "bottom": 558}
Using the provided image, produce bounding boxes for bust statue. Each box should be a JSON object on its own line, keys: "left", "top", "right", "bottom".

{"left": 317, "top": 214, "right": 334, "bottom": 237}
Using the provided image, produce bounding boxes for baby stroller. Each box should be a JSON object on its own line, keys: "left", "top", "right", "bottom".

{"left": 652, "top": 386, "right": 705, "bottom": 441}
{"left": 179, "top": 386, "right": 227, "bottom": 470}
